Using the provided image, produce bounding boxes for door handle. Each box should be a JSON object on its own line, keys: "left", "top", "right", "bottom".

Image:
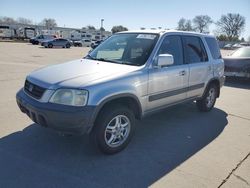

{"left": 179, "top": 70, "right": 186, "bottom": 76}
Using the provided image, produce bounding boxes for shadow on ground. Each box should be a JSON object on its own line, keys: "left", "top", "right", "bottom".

{"left": 225, "top": 77, "right": 250, "bottom": 89}
{"left": 0, "top": 103, "right": 228, "bottom": 188}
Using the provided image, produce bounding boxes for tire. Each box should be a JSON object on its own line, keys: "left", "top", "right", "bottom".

{"left": 66, "top": 43, "right": 70, "bottom": 48}
{"left": 91, "top": 105, "right": 135, "bottom": 154}
{"left": 196, "top": 84, "right": 218, "bottom": 112}
{"left": 79, "top": 43, "right": 82, "bottom": 47}
{"left": 48, "top": 43, "right": 53, "bottom": 48}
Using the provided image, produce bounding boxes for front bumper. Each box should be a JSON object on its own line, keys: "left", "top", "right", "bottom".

{"left": 16, "top": 88, "right": 96, "bottom": 135}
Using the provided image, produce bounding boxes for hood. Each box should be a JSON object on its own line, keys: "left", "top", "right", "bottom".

{"left": 27, "top": 59, "right": 141, "bottom": 89}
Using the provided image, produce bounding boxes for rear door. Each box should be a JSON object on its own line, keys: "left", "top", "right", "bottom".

{"left": 182, "top": 35, "right": 213, "bottom": 98}
{"left": 147, "top": 35, "right": 189, "bottom": 111}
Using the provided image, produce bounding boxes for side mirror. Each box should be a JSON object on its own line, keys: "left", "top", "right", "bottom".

{"left": 157, "top": 54, "right": 174, "bottom": 67}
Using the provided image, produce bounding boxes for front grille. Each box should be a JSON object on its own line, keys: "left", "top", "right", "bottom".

{"left": 24, "top": 80, "right": 46, "bottom": 99}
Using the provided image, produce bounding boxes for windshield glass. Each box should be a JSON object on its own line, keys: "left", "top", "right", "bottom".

{"left": 87, "top": 33, "right": 159, "bottom": 66}
{"left": 231, "top": 47, "right": 250, "bottom": 58}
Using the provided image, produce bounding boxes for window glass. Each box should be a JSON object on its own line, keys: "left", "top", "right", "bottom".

{"left": 205, "top": 37, "right": 221, "bottom": 59}
{"left": 183, "top": 36, "right": 208, "bottom": 63}
{"left": 157, "top": 35, "right": 183, "bottom": 65}
{"left": 89, "top": 33, "right": 159, "bottom": 66}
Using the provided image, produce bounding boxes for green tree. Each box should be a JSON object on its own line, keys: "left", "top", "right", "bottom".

{"left": 111, "top": 25, "right": 128, "bottom": 34}
{"left": 86, "top": 25, "right": 96, "bottom": 30}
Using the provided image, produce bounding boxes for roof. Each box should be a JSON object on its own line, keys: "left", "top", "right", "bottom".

{"left": 119, "top": 29, "right": 215, "bottom": 38}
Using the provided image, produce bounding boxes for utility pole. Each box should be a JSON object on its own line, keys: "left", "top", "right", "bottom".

{"left": 101, "top": 19, "right": 104, "bottom": 40}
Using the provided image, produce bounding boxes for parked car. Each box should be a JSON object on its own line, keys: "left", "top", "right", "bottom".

{"left": 74, "top": 39, "right": 92, "bottom": 47}
{"left": 41, "top": 38, "right": 71, "bottom": 48}
{"left": 223, "top": 44, "right": 233, "bottom": 50}
{"left": 231, "top": 43, "right": 242, "bottom": 49}
{"left": 91, "top": 40, "right": 102, "bottom": 49}
{"left": 30, "top": 35, "right": 57, "bottom": 45}
{"left": 224, "top": 47, "right": 250, "bottom": 78}
{"left": 16, "top": 30, "right": 224, "bottom": 154}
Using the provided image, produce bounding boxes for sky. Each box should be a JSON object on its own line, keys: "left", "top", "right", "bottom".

{"left": 0, "top": 0, "right": 250, "bottom": 39}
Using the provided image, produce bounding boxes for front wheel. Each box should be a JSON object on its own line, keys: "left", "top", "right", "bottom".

{"left": 91, "top": 105, "right": 135, "bottom": 154}
{"left": 196, "top": 84, "right": 218, "bottom": 112}
{"left": 66, "top": 43, "right": 70, "bottom": 48}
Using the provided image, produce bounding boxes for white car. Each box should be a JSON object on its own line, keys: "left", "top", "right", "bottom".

{"left": 74, "top": 39, "right": 92, "bottom": 47}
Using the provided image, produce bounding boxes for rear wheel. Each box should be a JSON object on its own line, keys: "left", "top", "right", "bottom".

{"left": 48, "top": 43, "right": 53, "bottom": 48}
{"left": 196, "top": 84, "right": 218, "bottom": 112}
{"left": 91, "top": 105, "right": 135, "bottom": 154}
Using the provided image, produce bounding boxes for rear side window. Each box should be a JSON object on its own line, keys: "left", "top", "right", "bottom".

{"left": 205, "top": 37, "right": 221, "bottom": 59}
{"left": 183, "top": 36, "right": 208, "bottom": 63}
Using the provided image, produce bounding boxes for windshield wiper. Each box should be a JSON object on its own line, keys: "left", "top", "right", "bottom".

{"left": 85, "top": 55, "right": 140, "bottom": 66}
{"left": 121, "top": 61, "right": 141, "bottom": 66}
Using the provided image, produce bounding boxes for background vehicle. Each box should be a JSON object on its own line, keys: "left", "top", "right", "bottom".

{"left": 16, "top": 30, "right": 224, "bottom": 154}
{"left": 17, "top": 27, "right": 36, "bottom": 39}
{"left": 91, "top": 40, "right": 102, "bottom": 49}
{"left": 74, "top": 39, "right": 92, "bottom": 47}
{"left": 41, "top": 38, "right": 71, "bottom": 48}
{"left": 30, "top": 34, "right": 56, "bottom": 45}
{"left": 223, "top": 44, "right": 233, "bottom": 50}
{"left": 0, "top": 26, "right": 15, "bottom": 39}
{"left": 224, "top": 47, "right": 250, "bottom": 78}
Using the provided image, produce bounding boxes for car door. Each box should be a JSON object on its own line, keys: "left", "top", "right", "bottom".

{"left": 182, "top": 36, "right": 213, "bottom": 98}
{"left": 147, "top": 35, "right": 189, "bottom": 111}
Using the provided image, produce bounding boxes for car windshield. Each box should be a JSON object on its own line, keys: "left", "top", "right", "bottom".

{"left": 231, "top": 47, "right": 250, "bottom": 57}
{"left": 86, "top": 33, "right": 159, "bottom": 66}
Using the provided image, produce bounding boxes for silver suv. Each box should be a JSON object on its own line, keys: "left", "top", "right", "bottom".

{"left": 16, "top": 30, "right": 225, "bottom": 154}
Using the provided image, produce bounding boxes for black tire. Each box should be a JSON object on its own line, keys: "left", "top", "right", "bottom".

{"left": 79, "top": 43, "right": 82, "bottom": 47}
{"left": 48, "top": 43, "right": 53, "bottom": 48}
{"left": 66, "top": 43, "right": 70, "bottom": 48}
{"left": 196, "top": 84, "right": 218, "bottom": 112}
{"left": 91, "top": 105, "right": 135, "bottom": 154}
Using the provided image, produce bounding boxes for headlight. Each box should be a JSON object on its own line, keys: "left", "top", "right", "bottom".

{"left": 49, "top": 89, "right": 88, "bottom": 106}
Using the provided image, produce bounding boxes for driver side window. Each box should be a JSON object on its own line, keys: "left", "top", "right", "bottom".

{"left": 157, "top": 35, "right": 183, "bottom": 65}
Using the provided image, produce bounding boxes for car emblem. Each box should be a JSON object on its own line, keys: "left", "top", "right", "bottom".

{"left": 28, "top": 84, "right": 34, "bottom": 92}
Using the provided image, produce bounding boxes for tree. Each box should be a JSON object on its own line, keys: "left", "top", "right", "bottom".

{"left": 39, "top": 18, "right": 57, "bottom": 29}
{"left": 111, "top": 25, "right": 128, "bottom": 34}
{"left": 177, "top": 18, "right": 193, "bottom": 31}
{"left": 0, "top": 16, "right": 16, "bottom": 24}
{"left": 100, "top": 27, "right": 105, "bottom": 31}
{"left": 193, "top": 15, "right": 212, "bottom": 33}
{"left": 17, "top": 17, "right": 33, "bottom": 25}
{"left": 216, "top": 13, "right": 245, "bottom": 41}
{"left": 86, "top": 25, "right": 96, "bottom": 30}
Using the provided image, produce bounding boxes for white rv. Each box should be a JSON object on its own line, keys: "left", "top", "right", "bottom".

{"left": 17, "top": 27, "right": 36, "bottom": 39}
{"left": 0, "top": 26, "right": 15, "bottom": 39}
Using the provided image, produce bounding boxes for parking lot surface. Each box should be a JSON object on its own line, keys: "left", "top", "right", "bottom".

{"left": 0, "top": 42, "right": 249, "bottom": 188}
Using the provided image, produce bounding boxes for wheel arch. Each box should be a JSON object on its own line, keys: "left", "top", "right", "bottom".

{"left": 89, "top": 93, "right": 142, "bottom": 133}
